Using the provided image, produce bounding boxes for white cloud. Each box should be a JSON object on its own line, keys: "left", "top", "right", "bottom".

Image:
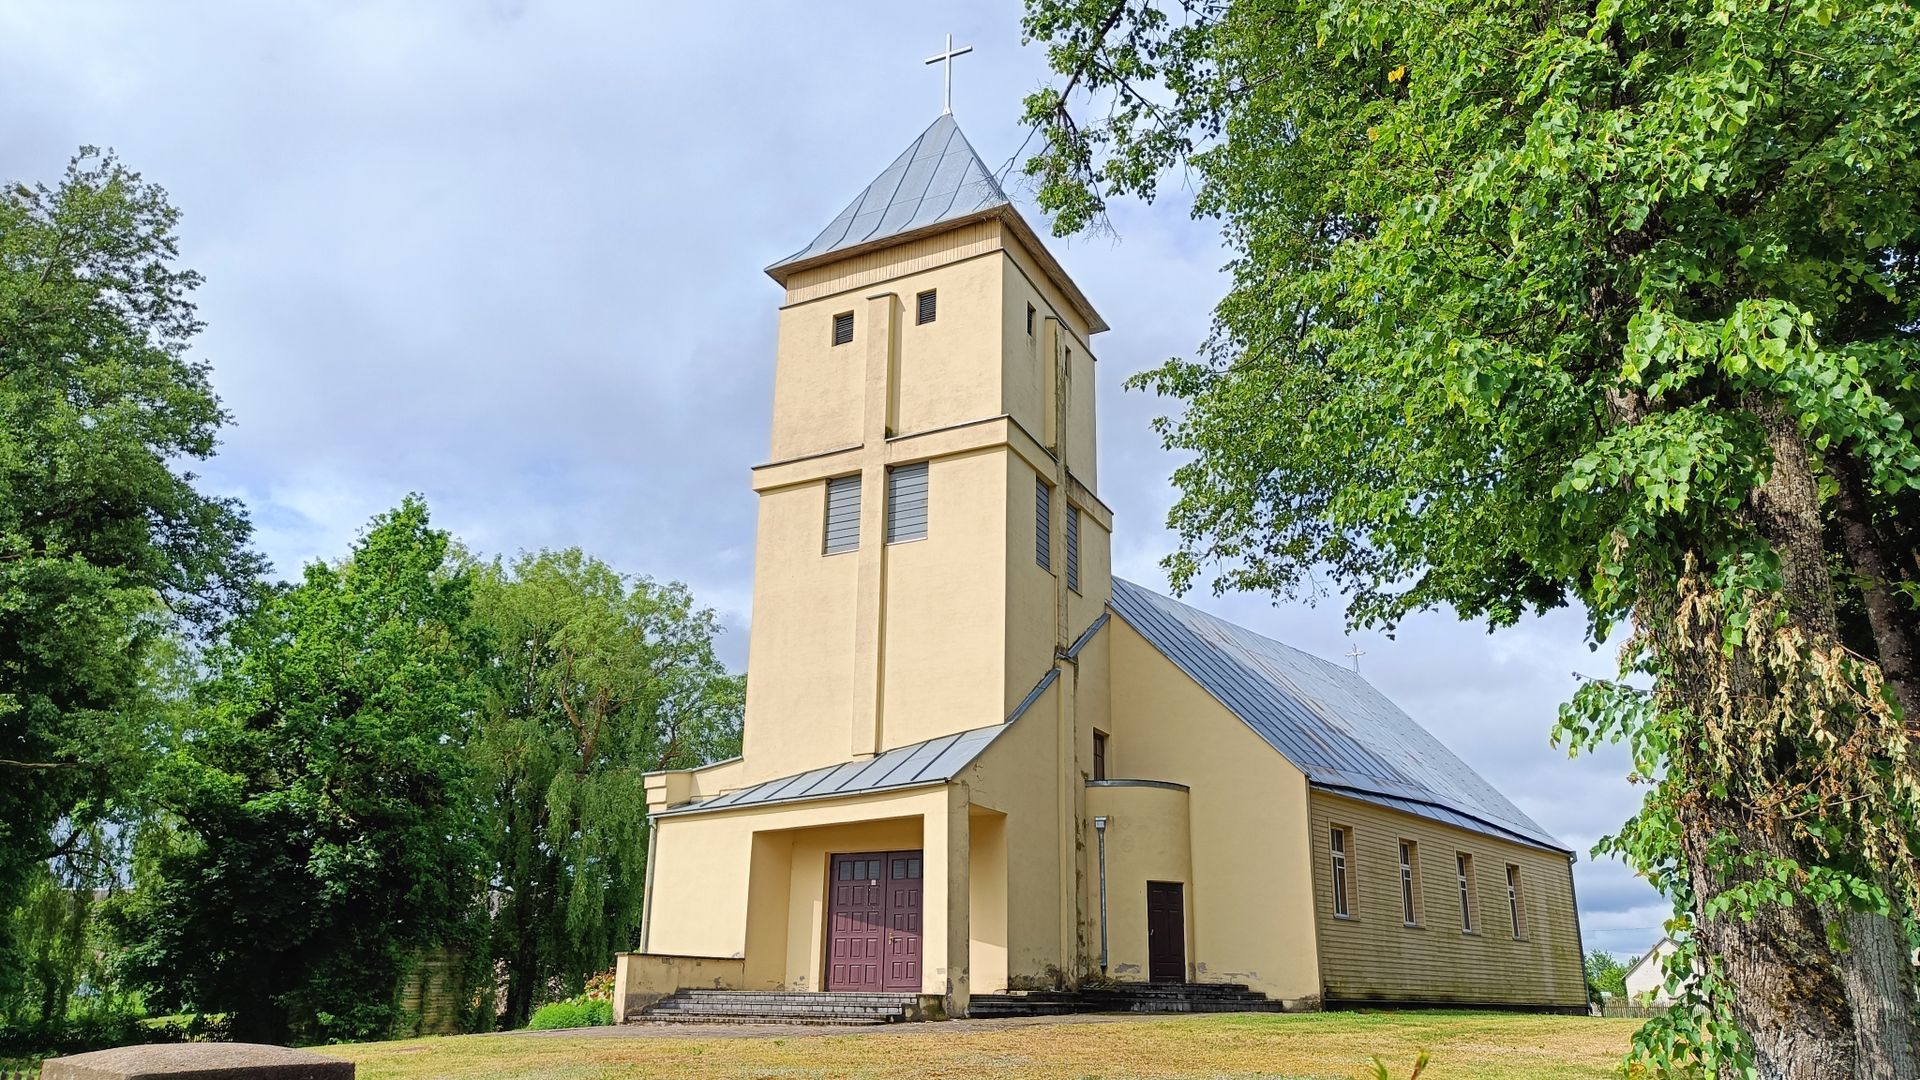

{"left": 2, "top": 0, "right": 1663, "bottom": 952}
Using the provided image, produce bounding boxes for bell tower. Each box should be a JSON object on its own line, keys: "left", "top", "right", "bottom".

{"left": 734, "top": 114, "right": 1111, "bottom": 784}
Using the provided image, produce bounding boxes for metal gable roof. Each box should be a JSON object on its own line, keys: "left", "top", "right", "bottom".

{"left": 767, "top": 113, "right": 1010, "bottom": 277}
{"left": 1109, "top": 578, "right": 1569, "bottom": 854}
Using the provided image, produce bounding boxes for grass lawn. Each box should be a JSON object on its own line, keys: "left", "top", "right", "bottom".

{"left": 335, "top": 1011, "right": 1640, "bottom": 1080}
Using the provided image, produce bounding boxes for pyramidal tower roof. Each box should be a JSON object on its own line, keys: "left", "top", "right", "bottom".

{"left": 767, "top": 114, "right": 1107, "bottom": 333}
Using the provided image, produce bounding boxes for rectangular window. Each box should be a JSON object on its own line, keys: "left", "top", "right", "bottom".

{"left": 1330, "top": 826, "right": 1353, "bottom": 918}
{"left": 1035, "top": 479, "right": 1052, "bottom": 571}
{"left": 1399, "top": 840, "right": 1420, "bottom": 926}
{"left": 1026, "top": 303, "right": 1035, "bottom": 335}
{"left": 823, "top": 474, "right": 860, "bottom": 554}
{"left": 1457, "top": 853, "right": 1476, "bottom": 933}
{"left": 1065, "top": 506, "right": 1081, "bottom": 593}
{"left": 916, "top": 289, "right": 937, "bottom": 324}
{"left": 832, "top": 311, "right": 854, "bottom": 346}
{"left": 885, "top": 462, "right": 929, "bottom": 543}
{"left": 1092, "top": 731, "right": 1107, "bottom": 781}
{"left": 1507, "top": 864, "right": 1525, "bottom": 939}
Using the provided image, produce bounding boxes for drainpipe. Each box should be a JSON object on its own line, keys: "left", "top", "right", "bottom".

{"left": 1093, "top": 815, "right": 1110, "bottom": 972}
{"left": 638, "top": 815, "right": 661, "bottom": 954}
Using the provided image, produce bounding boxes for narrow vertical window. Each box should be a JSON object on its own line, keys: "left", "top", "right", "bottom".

{"left": 1456, "top": 853, "right": 1475, "bottom": 932}
{"left": 1026, "top": 303, "right": 1035, "bottom": 335}
{"left": 1399, "top": 840, "right": 1419, "bottom": 926}
{"left": 1092, "top": 731, "right": 1107, "bottom": 781}
{"left": 1506, "top": 865, "right": 1525, "bottom": 939}
{"left": 822, "top": 474, "right": 860, "bottom": 554}
{"left": 1065, "top": 506, "right": 1081, "bottom": 593}
{"left": 1035, "top": 479, "right": 1052, "bottom": 571}
{"left": 1330, "top": 827, "right": 1352, "bottom": 918}
{"left": 885, "top": 462, "right": 929, "bottom": 543}
{"left": 916, "top": 289, "right": 937, "bottom": 324}
{"left": 832, "top": 311, "right": 854, "bottom": 346}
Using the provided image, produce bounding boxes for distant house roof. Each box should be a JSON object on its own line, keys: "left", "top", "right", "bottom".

{"left": 765, "top": 114, "right": 1108, "bottom": 333}
{"left": 1109, "top": 578, "right": 1570, "bottom": 854}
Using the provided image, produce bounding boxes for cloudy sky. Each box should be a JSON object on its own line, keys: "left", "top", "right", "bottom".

{"left": 3, "top": 1, "right": 1665, "bottom": 957}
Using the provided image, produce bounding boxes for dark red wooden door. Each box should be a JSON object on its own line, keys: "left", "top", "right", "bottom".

{"left": 827, "top": 854, "right": 885, "bottom": 992}
{"left": 882, "top": 851, "right": 922, "bottom": 991}
{"left": 1147, "top": 881, "right": 1186, "bottom": 983}
{"left": 827, "top": 851, "right": 923, "bottom": 992}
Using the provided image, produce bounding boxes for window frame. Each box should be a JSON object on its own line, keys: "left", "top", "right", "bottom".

{"left": 1065, "top": 505, "right": 1081, "bottom": 593}
{"left": 832, "top": 310, "right": 854, "bottom": 346}
{"left": 1092, "top": 730, "right": 1107, "bottom": 781}
{"left": 884, "top": 461, "right": 929, "bottom": 544}
{"left": 1026, "top": 303, "right": 1036, "bottom": 335}
{"left": 822, "top": 473, "right": 861, "bottom": 555}
{"left": 1506, "top": 864, "right": 1526, "bottom": 939}
{"left": 1456, "top": 853, "right": 1477, "bottom": 934}
{"left": 1398, "top": 840, "right": 1421, "bottom": 927}
{"left": 915, "top": 289, "right": 937, "bottom": 325}
{"left": 1035, "top": 478, "right": 1052, "bottom": 572}
{"left": 1329, "top": 825, "right": 1354, "bottom": 919}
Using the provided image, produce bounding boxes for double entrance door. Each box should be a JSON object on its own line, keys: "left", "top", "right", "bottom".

{"left": 826, "top": 850, "right": 923, "bottom": 992}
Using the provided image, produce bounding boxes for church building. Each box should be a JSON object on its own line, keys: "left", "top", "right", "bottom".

{"left": 618, "top": 109, "right": 1588, "bottom": 1021}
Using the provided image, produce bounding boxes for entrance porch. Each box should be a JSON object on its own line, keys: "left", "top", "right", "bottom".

{"left": 623, "top": 781, "right": 1010, "bottom": 1019}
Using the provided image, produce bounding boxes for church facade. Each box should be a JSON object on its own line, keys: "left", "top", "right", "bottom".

{"left": 621, "top": 114, "right": 1587, "bottom": 1018}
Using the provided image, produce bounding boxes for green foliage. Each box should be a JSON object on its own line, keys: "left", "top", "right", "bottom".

{"left": 1584, "top": 951, "right": 1628, "bottom": 1001}
{"left": 110, "top": 498, "right": 482, "bottom": 1045}
{"left": 469, "top": 549, "right": 743, "bottom": 1027}
{"left": 523, "top": 996, "right": 612, "bottom": 1031}
{"left": 1368, "top": 1048, "right": 1429, "bottom": 1080}
{"left": 0, "top": 148, "right": 258, "bottom": 1001}
{"left": 1023, "top": 0, "right": 1920, "bottom": 1072}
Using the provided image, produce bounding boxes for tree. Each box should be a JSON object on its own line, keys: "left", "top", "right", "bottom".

{"left": 1021, "top": 2, "right": 1920, "bottom": 1077}
{"left": 468, "top": 549, "right": 743, "bottom": 1028}
{"left": 111, "top": 499, "right": 481, "bottom": 1045}
{"left": 0, "top": 149, "right": 258, "bottom": 1005}
{"left": 1585, "top": 950, "right": 1629, "bottom": 1003}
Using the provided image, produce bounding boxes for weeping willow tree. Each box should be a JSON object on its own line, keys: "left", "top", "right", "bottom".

{"left": 468, "top": 550, "right": 743, "bottom": 1029}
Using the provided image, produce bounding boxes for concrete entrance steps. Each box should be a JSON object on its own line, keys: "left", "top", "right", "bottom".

{"left": 970, "top": 982, "right": 1287, "bottom": 1018}
{"left": 633, "top": 990, "right": 921, "bottom": 1026}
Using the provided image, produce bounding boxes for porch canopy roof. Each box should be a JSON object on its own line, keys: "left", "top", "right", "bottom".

{"left": 653, "top": 723, "right": 1008, "bottom": 819}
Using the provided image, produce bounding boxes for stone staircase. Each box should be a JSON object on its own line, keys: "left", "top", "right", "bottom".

{"left": 969, "top": 982, "right": 1287, "bottom": 1018}
{"left": 632, "top": 990, "right": 923, "bottom": 1026}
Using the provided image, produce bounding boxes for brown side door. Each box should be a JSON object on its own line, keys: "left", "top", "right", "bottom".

{"left": 1147, "top": 881, "right": 1186, "bottom": 983}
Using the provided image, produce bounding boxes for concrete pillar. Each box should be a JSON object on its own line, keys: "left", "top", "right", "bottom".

{"left": 924, "top": 785, "right": 972, "bottom": 1016}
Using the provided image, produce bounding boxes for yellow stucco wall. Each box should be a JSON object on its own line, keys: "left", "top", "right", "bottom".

{"left": 1085, "top": 783, "right": 1193, "bottom": 980}
{"left": 1307, "top": 791, "right": 1586, "bottom": 1008}
{"left": 878, "top": 448, "right": 1010, "bottom": 750}
{"left": 1106, "top": 618, "right": 1323, "bottom": 1004}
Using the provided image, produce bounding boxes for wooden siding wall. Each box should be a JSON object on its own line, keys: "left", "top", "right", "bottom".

{"left": 1307, "top": 792, "right": 1585, "bottom": 1008}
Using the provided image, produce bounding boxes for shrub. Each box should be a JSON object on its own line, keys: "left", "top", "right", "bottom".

{"left": 525, "top": 997, "right": 612, "bottom": 1031}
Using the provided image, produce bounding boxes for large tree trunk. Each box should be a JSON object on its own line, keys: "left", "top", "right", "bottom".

{"left": 1740, "top": 404, "right": 1920, "bottom": 1078}
{"left": 1828, "top": 452, "right": 1920, "bottom": 729}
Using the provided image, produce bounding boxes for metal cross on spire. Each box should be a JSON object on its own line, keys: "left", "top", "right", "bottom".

{"left": 1344, "top": 642, "right": 1367, "bottom": 674}
{"left": 924, "top": 33, "right": 974, "bottom": 115}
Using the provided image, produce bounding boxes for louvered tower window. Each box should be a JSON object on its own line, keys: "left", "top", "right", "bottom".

{"left": 1065, "top": 506, "right": 1081, "bottom": 592}
{"left": 886, "top": 462, "right": 929, "bottom": 543}
{"left": 916, "top": 289, "right": 937, "bottom": 324}
{"left": 832, "top": 311, "right": 854, "bottom": 346}
{"left": 1035, "top": 479, "right": 1051, "bottom": 571}
{"left": 822, "top": 474, "right": 860, "bottom": 554}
